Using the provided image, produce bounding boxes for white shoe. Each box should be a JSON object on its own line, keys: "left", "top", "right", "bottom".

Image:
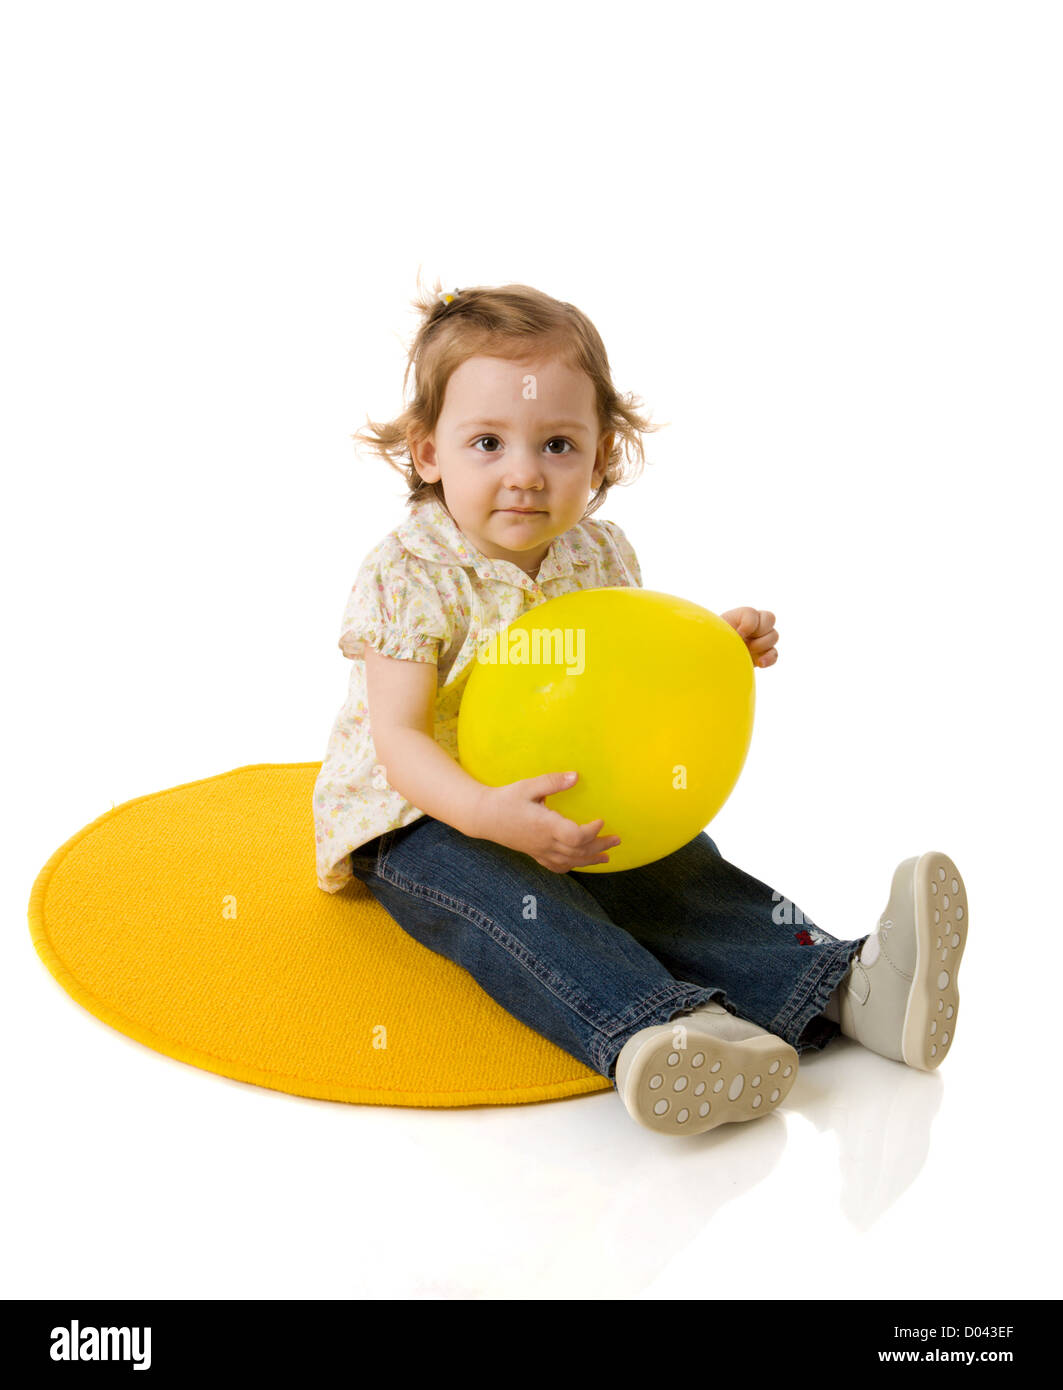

{"left": 614, "top": 1002, "right": 799, "bottom": 1135}
{"left": 838, "top": 850, "right": 968, "bottom": 1070}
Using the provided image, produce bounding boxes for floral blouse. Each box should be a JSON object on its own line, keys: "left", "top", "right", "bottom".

{"left": 312, "top": 492, "right": 643, "bottom": 892}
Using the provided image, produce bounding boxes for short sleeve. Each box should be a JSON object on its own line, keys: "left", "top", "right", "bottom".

{"left": 597, "top": 519, "right": 643, "bottom": 588}
{"left": 337, "top": 542, "right": 449, "bottom": 664}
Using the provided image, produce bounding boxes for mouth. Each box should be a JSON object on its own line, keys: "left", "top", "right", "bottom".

{"left": 496, "top": 508, "right": 545, "bottom": 514}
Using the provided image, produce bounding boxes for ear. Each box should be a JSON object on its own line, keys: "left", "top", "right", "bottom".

{"left": 592, "top": 431, "right": 615, "bottom": 489}
{"left": 409, "top": 430, "right": 441, "bottom": 484}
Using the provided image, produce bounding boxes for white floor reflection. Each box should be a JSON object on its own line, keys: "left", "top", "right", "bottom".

{"left": 389, "top": 1036, "right": 947, "bottom": 1296}
{"left": 792, "top": 1034, "right": 944, "bottom": 1230}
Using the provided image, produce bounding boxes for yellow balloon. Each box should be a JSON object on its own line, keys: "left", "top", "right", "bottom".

{"left": 457, "top": 587, "right": 755, "bottom": 873}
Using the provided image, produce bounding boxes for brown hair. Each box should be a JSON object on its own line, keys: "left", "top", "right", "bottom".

{"left": 352, "top": 274, "right": 661, "bottom": 520}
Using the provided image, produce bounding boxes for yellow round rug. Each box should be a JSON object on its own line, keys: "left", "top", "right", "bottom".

{"left": 28, "top": 763, "right": 611, "bottom": 1108}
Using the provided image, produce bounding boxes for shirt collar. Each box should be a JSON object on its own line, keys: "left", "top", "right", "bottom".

{"left": 395, "top": 493, "right": 592, "bottom": 588}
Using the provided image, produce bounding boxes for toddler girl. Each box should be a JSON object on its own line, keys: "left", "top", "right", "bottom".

{"left": 313, "top": 280, "right": 969, "bottom": 1136}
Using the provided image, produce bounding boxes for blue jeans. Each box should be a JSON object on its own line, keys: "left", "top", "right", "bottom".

{"left": 348, "top": 817, "right": 869, "bottom": 1086}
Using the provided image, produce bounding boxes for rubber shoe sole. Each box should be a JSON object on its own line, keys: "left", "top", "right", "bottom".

{"left": 901, "top": 850, "right": 968, "bottom": 1070}
{"left": 614, "top": 1023, "right": 798, "bottom": 1135}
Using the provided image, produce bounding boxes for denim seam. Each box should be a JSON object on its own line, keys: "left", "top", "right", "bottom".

{"left": 594, "top": 985, "right": 730, "bottom": 1079}
{"left": 770, "top": 941, "right": 852, "bottom": 1036}
{"left": 592, "top": 982, "right": 720, "bottom": 1074}
{"left": 600, "top": 984, "right": 725, "bottom": 1040}
{"left": 769, "top": 937, "right": 868, "bottom": 1041}
{"left": 373, "top": 860, "right": 715, "bottom": 1077}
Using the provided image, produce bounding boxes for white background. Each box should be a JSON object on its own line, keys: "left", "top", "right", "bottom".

{"left": 4, "top": 0, "right": 1061, "bottom": 1302}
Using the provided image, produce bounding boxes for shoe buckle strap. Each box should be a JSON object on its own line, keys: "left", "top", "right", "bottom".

{"left": 846, "top": 961, "right": 871, "bottom": 1006}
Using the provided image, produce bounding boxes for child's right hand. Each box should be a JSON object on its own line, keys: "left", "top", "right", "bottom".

{"left": 478, "top": 772, "right": 621, "bottom": 873}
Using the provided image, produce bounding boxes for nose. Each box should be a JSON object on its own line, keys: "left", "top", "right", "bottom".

{"left": 502, "top": 449, "right": 545, "bottom": 492}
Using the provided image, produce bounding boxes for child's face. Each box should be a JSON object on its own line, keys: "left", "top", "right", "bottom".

{"left": 410, "top": 354, "right": 612, "bottom": 576}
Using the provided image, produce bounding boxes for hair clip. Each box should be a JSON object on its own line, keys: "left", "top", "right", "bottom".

{"left": 437, "top": 288, "right": 461, "bottom": 306}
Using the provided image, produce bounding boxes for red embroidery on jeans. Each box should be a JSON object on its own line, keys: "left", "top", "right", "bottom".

{"left": 795, "top": 930, "right": 814, "bottom": 945}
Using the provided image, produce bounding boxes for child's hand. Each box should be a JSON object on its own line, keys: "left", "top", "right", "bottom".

{"left": 478, "top": 772, "right": 621, "bottom": 873}
{"left": 720, "top": 607, "right": 779, "bottom": 668}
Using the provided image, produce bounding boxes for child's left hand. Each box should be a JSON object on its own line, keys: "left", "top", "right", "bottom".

{"left": 720, "top": 607, "right": 779, "bottom": 668}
